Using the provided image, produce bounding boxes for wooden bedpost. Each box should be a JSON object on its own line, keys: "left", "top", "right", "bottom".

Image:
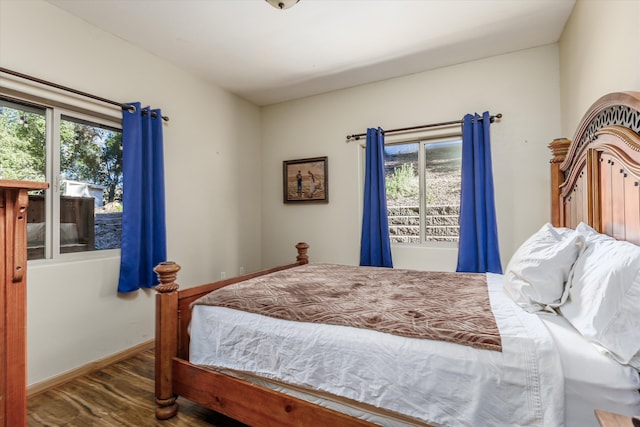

{"left": 154, "top": 261, "right": 181, "bottom": 420}
{"left": 549, "top": 138, "right": 571, "bottom": 227}
{"left": 296, "top": 242, "right": 309, "bottom": 264}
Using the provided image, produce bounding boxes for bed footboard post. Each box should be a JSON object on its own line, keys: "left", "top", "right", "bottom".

{"left": 296, "top": 242, "right": 309, "bottom": 264}
{"left": 154, "top": 261, "right": 181, "bottom": 420}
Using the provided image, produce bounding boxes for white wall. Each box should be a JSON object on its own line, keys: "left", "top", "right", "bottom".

{"left": 559, "top": 0, "right": 640, "bottom": 136}
{"left": 1, "top": 0, "right": 263, "bottom": 385}
{"left": 261, "top": 45, "right": 562, "bottom": 271}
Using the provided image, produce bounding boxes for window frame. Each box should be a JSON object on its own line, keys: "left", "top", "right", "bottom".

{"left": 359, "top": 127, "right": 463, "bottom": 248}
{"left": 1, "top": 74, "right": 123, "bottom": 263}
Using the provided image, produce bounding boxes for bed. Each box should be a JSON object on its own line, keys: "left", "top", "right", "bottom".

{"left": 154, "top": 91, "right": 640, "bottom": 427}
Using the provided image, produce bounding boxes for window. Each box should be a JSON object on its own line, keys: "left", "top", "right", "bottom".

{"left": 0, "top": 96, "right": 123, "bottom": 260}
{"left": 383, "top": 136, "right": 462, "bottom": 244}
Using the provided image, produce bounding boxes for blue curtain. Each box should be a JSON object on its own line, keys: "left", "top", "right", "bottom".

{"left": 360, "top": 128, "right": 393, "bottom": 268}
{"left": 456, "top": 112, "right": 502, "bottom": 274}
{"left": 117, "top": 103, "right": 167, "bottom": 292}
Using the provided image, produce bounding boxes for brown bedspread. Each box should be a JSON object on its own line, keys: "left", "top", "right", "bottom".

{"left": 193, "top": 263, "right": 502, "bottom": 352}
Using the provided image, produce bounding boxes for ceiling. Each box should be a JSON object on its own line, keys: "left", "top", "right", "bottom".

{"left": 47, "top": 0, "right": 575, "bottom": 106}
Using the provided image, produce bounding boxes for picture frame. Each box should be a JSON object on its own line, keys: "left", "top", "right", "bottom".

{"left": 283, "top": 156, "right": 328, "bottom": 204}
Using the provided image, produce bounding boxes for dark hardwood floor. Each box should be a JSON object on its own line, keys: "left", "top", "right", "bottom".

{"left": 28, "top": 349, "right": 248, "bottom": 427}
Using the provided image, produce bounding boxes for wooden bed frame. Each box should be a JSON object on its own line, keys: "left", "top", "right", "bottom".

{"left": 154, "top": 243, "right": 380, "bottom": 426}
{"left": 549, "top": 91, "right": 640, "bottom": 242}
{"left": 154, "top": 91, "right": 640, "bottom": 426}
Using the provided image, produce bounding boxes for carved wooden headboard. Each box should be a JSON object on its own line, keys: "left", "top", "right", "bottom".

{"left": 549, "top": 91, "right": 640, "bottom": 245}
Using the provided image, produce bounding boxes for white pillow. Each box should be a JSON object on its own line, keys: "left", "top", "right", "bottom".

{"left": 559, "top": 236, "right": 640, "bottom": 368}
{"left": 629, "top": 353, "right": 640, "bottom": 371}
{"left": 575, "top": 222, "right": 615, "bottom": 245}
{"left": 503, "top": 223, "right": 584, "bottom": 313}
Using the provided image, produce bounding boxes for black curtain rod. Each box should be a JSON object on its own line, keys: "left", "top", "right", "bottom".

{"left": 0, "top": 67, "right": 169, "bottom": 122}
{"left": 346, "top": 113, "right": 502, "bottom": 141}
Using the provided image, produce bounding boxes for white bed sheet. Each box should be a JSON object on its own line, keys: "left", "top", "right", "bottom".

{"left": 190, "top": 273, "right": 565, "bottom": 427}
{"left": 538, "top": 314, "right": 640, "bottom": 427}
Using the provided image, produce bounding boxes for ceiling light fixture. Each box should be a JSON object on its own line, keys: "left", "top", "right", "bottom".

{"left": 265, "top": 0, "right": 299, "bottom": 10}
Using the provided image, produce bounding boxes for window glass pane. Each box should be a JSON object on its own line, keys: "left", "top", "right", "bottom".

{"left": 424, "top": 139, "right": 461, "bottom": 242}
{"left": 384, "top": 143, "right": 419, "bottom": 244}
{"left": 0, "top": 98, "right": 48, "bottom": 259}
{"left": 0, "top": 99, "right": 46, "bottom": 181}
{"left": 59, "top": 115, "right": 122, "bottom": 253}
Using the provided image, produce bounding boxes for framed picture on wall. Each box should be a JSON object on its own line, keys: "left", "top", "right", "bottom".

{"left": 283, "top": 156, "right": 328, "bottom": 204}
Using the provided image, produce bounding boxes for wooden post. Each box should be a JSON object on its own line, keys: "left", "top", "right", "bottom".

{"left": 154, "top": 261, "right": 181, "bottom": 420}
{"left": 1, "top": 180, "right": 48, "bottom": 427}
{"left": 2, "top": 188, "right": 29, "bottom": 427}
{"left": 296, "top": 242, "right": 309, "bottom": 264}
{"left": 549, "top": 138, "right": 571, "bottom": 227}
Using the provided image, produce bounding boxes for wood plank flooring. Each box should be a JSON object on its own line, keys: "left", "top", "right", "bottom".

{"left": 28, "top": 349, "right": 248, "bottom": 427}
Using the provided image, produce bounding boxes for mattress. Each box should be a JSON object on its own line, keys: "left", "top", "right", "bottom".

{"left": 190, "top": 273, "right": 566, "bottom": 426}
